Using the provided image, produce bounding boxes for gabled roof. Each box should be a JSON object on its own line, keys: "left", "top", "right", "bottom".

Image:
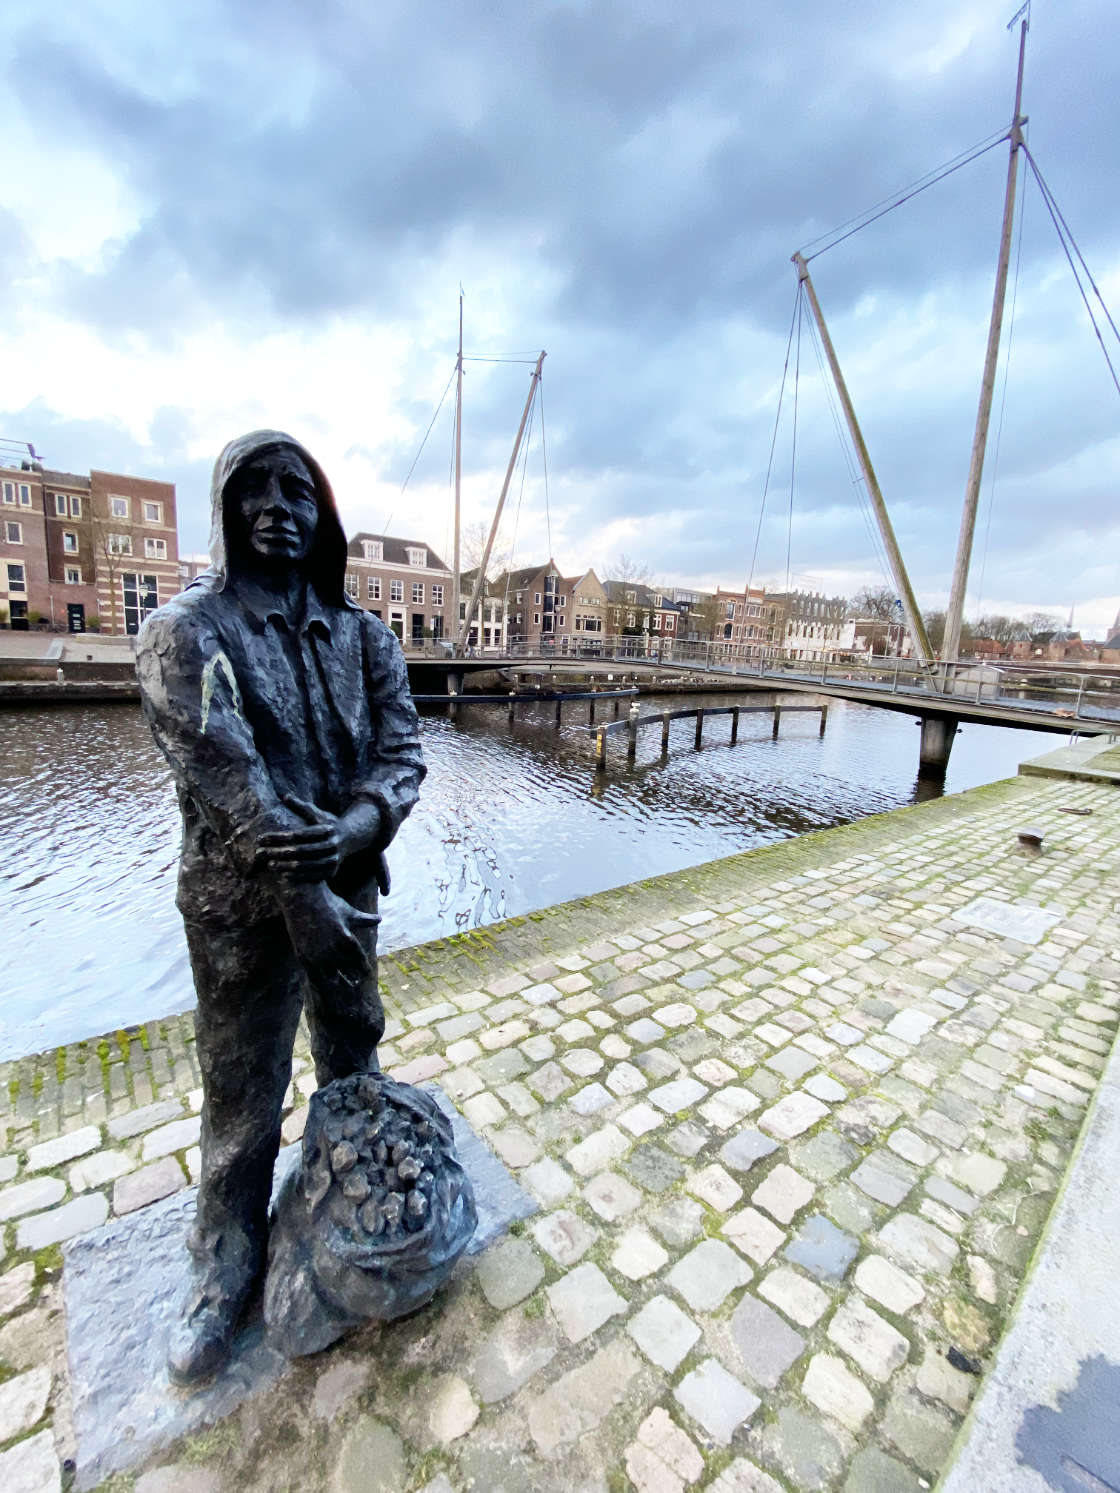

{"left": 491, "top": 561, "right": 555, "bottom": 592}
{"left": 347, "top": 531, "right": 450, "bottom": 570}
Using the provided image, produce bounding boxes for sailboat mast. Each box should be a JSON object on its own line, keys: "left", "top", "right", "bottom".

{"left": 457, "top": 352, "right": 546, "bottom": 654}
{"left": 942, "top": 18, "right": 1029, "bottom": 666}
{"left": 793, "top": 254, "right": 935, "bottom": 666}
{"left": 452, "top": 292, "right": 464, "bottom": 651}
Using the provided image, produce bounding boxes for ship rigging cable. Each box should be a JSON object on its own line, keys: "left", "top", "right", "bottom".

{"left": 744, "top": 291, "right": 800, "bottom": 598}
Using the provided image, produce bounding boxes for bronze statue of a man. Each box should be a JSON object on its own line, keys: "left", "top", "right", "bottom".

{"left": 137, "top": 432, "right": 425, "bottom": 1383}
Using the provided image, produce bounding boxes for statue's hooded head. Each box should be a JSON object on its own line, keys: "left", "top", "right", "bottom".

{"left": 205, "top": 430, "right": 350, "bottom": 605}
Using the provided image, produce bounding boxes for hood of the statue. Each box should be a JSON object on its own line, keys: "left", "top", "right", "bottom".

{"left": 202, "top": 429, "right": 350, "bottom": 605}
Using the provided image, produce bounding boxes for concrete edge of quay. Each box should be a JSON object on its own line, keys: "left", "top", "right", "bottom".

{"left": 937, "top": 984, "right": 1120, "bottom": 1493}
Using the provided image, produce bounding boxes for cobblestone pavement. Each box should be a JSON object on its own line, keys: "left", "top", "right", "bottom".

{"left": 2, "top": 771, "right": 1119, "bottom": 1492}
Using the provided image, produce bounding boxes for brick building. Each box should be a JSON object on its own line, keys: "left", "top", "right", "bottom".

{"left": 344, "top": 533, "right": 452, "bottom": 645}
{"left": 1, "top": 458, "right": 178, "bottom": 634}
{"left": 767, "top": 590, "right": 848, "bottom": 661}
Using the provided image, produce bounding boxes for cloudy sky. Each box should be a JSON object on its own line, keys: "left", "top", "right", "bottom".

{"left": 3, "top": 0, "right": 1118, "bottom": 631}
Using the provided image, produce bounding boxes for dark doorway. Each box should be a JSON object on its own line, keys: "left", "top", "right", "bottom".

{"left": 67, "top": 603, "right": 86, "bottom": 633}
{"left": 9, "top": 601, "right": 28, "bottom": 631}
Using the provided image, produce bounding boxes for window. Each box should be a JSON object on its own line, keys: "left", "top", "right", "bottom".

{"left": 390, "top": 579, "right": 404, "bottom": 603}
{"left": 63, "top": 531, "right": 79, "bottom": 553}
{"left": 725, "top": 602, "right": 735, "bottom": 619}
{"left": 7, "top": 562, "right": 26, "bottom": 591}
{"left": 666, "top": 616, "right": 675, "bottom": 631}
{"left": 5, "top": 521, "right": 21, "bottom": 543}
{"left": 108, "top": 533, "right": 132, "bottom": 555}
{"left": 362, "top": 539, "right": 382, "bottom": 562}
{"left": 406, "top": 547, "right": 427, "bottom": 567}
{"left": 367, "top": 576, "right": 381, "bottom": 600}
{"left": 54, "top": 494, "right": 68, "bottom": 516}
{"left": 70, "top": 495, "right": 82, "bottom": 518}
{"left": 411, "top": 614, "right": 425, "bottom": 643}
{"left": 1, "top": 482, "right": 13, "bottom": 504}
{"left": 430, "top": 615, "right": 443, "bottom": 640}
{"left": 18, "top": 484, "right": 30, "bottom": 506}
{"left": 121, "top": 572, "right": 158, "bottom": 634}
{"left": 431, "top": 584, "right": 444, "bottom": 606}
{"left": 110, "top": 495, "right": 129, "bottom": 518}
{"left": 515, "top": 591, "right": 523, "bottom": 604}
{"left": 345, "top": 572, "right": 359, "bottom": 597}
{"left": 411, "top": 581, "right": 424, "bottom": 604}
{"left": 143, "top": 501, "right": 162, "bottom": 523}
{"left": 534, "top": 593, "right": 541, "bottom": 604}
{"left": 534, "top": 612, "right": 540, "bottom": 625}
{"left": 65, "top": 566, "right": 82, "bottom": 585}
{"left": 145, "top": 537, "right": 167, "bottom": 559}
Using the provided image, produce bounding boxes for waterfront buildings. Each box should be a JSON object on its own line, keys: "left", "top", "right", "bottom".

{"left": 767, "top": 590, "right": 849, "bottom": 661}
{"left": 0, "top": 456, "right": 178, "bottom": 634}
{"left": 344, "top": 533, "right": 453, "bottom": 645}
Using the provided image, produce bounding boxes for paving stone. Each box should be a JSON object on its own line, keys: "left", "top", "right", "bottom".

{"left": 0, "top": 1365, "right": 50, "bottom": 1442}
{"left": 666, "top": 1119, "right": 710, "bottom": 1156}
{"left": 520, "top": 1157, "right": 574, "bottom": 1207}
{"left": 759, "top": 1405, "right": 847, "bottom": 1492}
{"left": 0, "top": 1176, "right": 66, "bottom": 1222}
{"left": 619, "top": 1102, "right": 665, "bottom": 1136}
{"left": 463, "top": 1092, "right": 506, "bottom": 1128}
{"left": 885, "top": 1009, "right": 937, "bottom": 1045}
{"left": 758, "top": 1266, "right": 829, "bottom": 1326}
{"left": 790, "top": 1130, "right": 859, "bottom": 1181}
{"left": 803, "top": 1074, "right": 847, "bottom": 1103}
{"left": 611, "top": 1226, "right": 670, "bottom": 1280}
{"left": 112, "top": 1157, "right": 185, "bottom": 1215}
{"left": 489, "top": 1125, "right": 541, "bottom": 1169}
{"left": 758, "top": 1092, "right": 828, "bottom": 1140}
{"left": 766, "top": 1046, "right": 818, "bottom": 1082}
{"left": 851, "top": 1151, "right": 918, "bottom": 1207}
{"left": 531, "top": 1208, "right": 597, "bottom": 1266}
{"left": 719, "top": 1127, "right": 778, "bottom": 1173}
{"left": 731, "top": 1293, "right": 806, "bottom": 1388}
{"left": 886, "top": 1126, "right": 939, "bottom": 1167}
{"left": 879, "top": 1213, "right": 959, "bottom": 1275}
{"left": 674, "top": 1358, "right": 760, "bottom": 1445}
{"left": 880, "top": 1387, "right": 958, "bottom": 1473}
{"left": 0, "top": 1432, "right": 61, "bottom": 1493}
{"left": 752, "top": 1164, "right": 814, "bottom": 1224}
{"left": 0, "top": 1264, "right": 36, "bottom": 1319}
{"left": 17, "top": 1191, "right": 109, "bottom": 1250}
{"left": 827, "top": 1295, "right": 908, "bottom": 1382}
{"left": 650, "top": 1077, "right": 709, "bottom": 1113}
{"left": 628, "top": 1293, "right": 702, "bottom": 1371}
{"left": 583, "top": 1169, "right": 642, "bottom": 1221}
{"left": 136, "top": 1466, "right": 222, "bottom": 1493}
{"left": 625, "top": 1407, "right": 705, "bottom": 1493}
{"left": 842, "top": 1446, "right": 926, "bottom": 1492}
{"left": 566, "top": 1123, "right": 628, "bottom": 1176}
{"left": 723, "top": 1206, "right": 786, "bottom": 1265}
{"left": 669, "top": 1238, "right": 752, "bottom": 1311}
{"left": 568, "top": 1081, "right": 614, "bottom": 1116}
{"left": 528, "top": 1061, "right": 572, "bottom": 1101}
{"left": 925, "top": 1175, "right": 979, "bottom": 1216}
{"left": 475, "top": 1235, "right": 545, "bottom": 1308}
{"left": 802, "top": 1352, "right": 875, "bottom": 1431}
{"left": 784, "top": 1213, "right": 859, "bottom": 1281}
{"left": 332, "top": 1416, "right": 404, "bottom": 1493}
{"left": 140, "top": 1116, "right": 202, "bottom": 1161}
{"left": 106, "top": 1099, "right": 185, "bottom": 1140}
{"left": 26, "top": 1125, "right": 101, "bottom": 1172}
{"left": 605, "top": 1061, "right": 647, "bottom": 1096}
{"left": 627, "top": 1018, "right": 667, "bottom": 1045}
{"left": 939, "top": 1150, "right": 1007, "bottom": 1196}
{"left": 560, "top": 1047, "right": 605, "bottom": 1078}
{"left": 847, "top": 1044, "right": 893, "bottom": 1074}
{"left": 700, "top": 1087, "right": 761, "bottom": 1130}
{"left": 708, "top": 1459, "right": 784, "bottom": 1493}
{"left": 527, "top": 1337, "right": 640, "bottom": 1455}
{"left": 687, "top": 1163, "right": 743, "bottom": 1213}
{"left": 546, "top": 1261, "right": 626, "bottom": 1343}
{"left": 626, "top": 1143, "right": 686, "bottom": 1192}
{"left": 854, "top": 1254, "right": 924, "bottom": 1314}
{"left": 650, "top": 1197, "right": 705, "bottom": 1246}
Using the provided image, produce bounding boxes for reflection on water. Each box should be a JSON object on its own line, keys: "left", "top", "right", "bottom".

{"left": 0, "top": 695, "right": 1055, "bottom": 1058}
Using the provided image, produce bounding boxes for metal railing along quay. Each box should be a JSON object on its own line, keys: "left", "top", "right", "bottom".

{"left": 592, "top": 700, "right": 828, "bottom": 772}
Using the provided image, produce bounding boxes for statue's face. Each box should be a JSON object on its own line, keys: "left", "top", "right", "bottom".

{"left": 227, "top": 449, "right": 318, "bottom": 569}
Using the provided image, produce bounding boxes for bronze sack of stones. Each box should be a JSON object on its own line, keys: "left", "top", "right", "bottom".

{"left": 263, "top": 1072, "right": 477, "bottom": 1356}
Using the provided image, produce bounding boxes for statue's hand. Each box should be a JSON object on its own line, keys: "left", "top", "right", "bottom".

{"left": 257, "top": 797, "right": 380, "bottom": 882}
{"left": 284, "top": 883, "right": 378, "bottom": 991}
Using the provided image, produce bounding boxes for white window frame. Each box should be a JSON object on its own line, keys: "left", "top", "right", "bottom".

{"left": 6, "top": 562, "right": 26, "bottom": 591}
{"left": 411, "top": 581, "right": 424, "bottom": 604}
{"left": 109, "top": 495, "right": 129, "bottom": 519}
{"left": 389, "top": 579, "right": 404, "bottom": 603}
{"left": 367, "top": 576, "right": 381, "bottom": 600}
{"left": 6, "top": 520, "right": 23, "bottom": 544}
{"left": 1, "top": 482, "right": 13, "bottom": 505}
{"left": 18, "top": 484, "right": 31, "bottom": 507}
{"left": 345, "top": 572, "right": 359, "bottom": 597}
{"left": 65, "top": 566, "right": 82, "bottom": 585}
{"left": 142, "top": 500, "right": 162, "bottom": 524}
{"left": 362, "top": 539, "right": 383, "bottom": 562}
{"left": 54, "top": 493, "right": 68, "bottom": 516}
{"left": 431, "top": 584, "right": 444, "bottom": 606}
{"left": 63, "top": 530, "right": 79, "bottom": 553}
{"left": 406, "top": 547, "right": 427, "bottom": 568}
{"left": 70, "top": 494, "right": 82, "bottom": 518}
{"left": 145, "top": 537, "right": 167, "bottom": 559}
{"left": 107, "top": 533, "right": 133, "bottom": 555}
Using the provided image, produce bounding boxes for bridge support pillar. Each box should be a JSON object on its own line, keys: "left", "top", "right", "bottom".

{"left": 446, "top": 671, "right": 462, "bottom": 697}
{"left": 918, "top": 713, "right": 958, "bottom": 777}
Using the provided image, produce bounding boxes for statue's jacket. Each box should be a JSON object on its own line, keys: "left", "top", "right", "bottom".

{"left": 135, "top": 430, "right": 425, "bottom": 928}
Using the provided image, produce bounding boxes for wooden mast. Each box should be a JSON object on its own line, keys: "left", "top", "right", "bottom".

{"left": 792, "top": 254, "right": 935, "bottom": 666}
{"left": 942, "top": 17, "right": 1029, "bottom": 666}
{"left": 456, "top": 352, "right": 546, "bottom": 654}
{"left": 451, "top": 291, "right": 464, "bottom": 653}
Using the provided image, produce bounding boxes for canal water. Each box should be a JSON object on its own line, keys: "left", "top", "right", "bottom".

{"left": 0, "top": 693, "right": 1056, "bottom": 1059}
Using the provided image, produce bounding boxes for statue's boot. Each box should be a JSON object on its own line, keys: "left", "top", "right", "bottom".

{"left": 168, "top": 1234, "right": 260, "bottom": 1386}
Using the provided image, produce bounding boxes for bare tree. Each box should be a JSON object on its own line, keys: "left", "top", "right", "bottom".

{"left": 603, "top": 552, "right": 653, "bottom": 586}
{"left": 849, "top": 585, "right": 897, "bottom": 620}
{"left": 460, "top": 520, "right": 512, "bottom": 582}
